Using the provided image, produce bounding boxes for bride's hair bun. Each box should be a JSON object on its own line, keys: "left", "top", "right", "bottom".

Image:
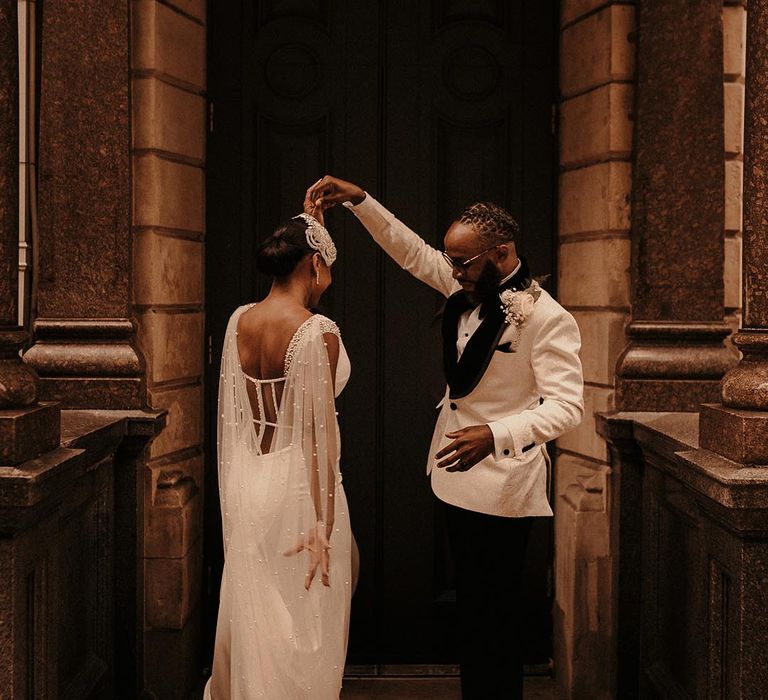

{"left": 255, "top": 219, "right": 313, "bottom": 277}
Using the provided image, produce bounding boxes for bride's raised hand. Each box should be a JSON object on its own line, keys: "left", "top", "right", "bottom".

{"left": 283, "top": 520, "right": 331, "bottom": 589}
{"left": 303, "top": 179, "right": 328, "bottom": 226}
{"left": 308, "top": 175, "right": 366, "bottom": 209}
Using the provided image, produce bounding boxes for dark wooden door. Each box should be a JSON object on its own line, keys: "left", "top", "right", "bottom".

{"left": 205, "top": 0, "right": 558, "bottom": 667}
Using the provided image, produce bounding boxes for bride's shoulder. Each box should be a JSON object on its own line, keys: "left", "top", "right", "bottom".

{"left": 310, "top": 313, "right": 341, "bottom": 337}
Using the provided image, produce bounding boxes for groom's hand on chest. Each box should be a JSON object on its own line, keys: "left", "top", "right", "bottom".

{"left": 435, "top": 424, "right": 494, "bottom": 472}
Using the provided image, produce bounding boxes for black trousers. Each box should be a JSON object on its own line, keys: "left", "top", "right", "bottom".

{"left": 445, "top": 503, "right": 534, "bottom": 700}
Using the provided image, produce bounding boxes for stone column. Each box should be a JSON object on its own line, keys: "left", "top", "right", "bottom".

{"left": 616, "top": 0, "right": 737, "bottom": 410}
{"left": 700, "top": 0, "right": 768, "bottom": 463}
{"left": 0, "top": 0, "right": 58, "bottom": 464}
{"left": 23, "top": 1, "right": 143, "bottom": 409}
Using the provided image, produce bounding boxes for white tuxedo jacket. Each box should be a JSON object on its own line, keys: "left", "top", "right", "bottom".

{"left": 345, "top": 195, "right": 584, "bottom": 517}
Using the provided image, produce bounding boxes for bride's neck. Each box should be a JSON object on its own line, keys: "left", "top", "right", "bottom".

{"left": 266, "top": 277, "right": 312, "bottom": 309}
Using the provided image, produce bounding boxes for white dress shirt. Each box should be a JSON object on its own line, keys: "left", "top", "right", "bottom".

{"left": 455, "top": 263, "right": 522, "bottom": 459}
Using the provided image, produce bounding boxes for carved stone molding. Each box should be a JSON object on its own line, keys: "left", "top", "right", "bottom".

{"left": 617, "top": 322, "right": 737, "bottom": 411}
{"left": 25, "top": 319, "right": 145, "bottom": 409}
{"left": 720, "top": 331, "right": 768, "bottom": 409}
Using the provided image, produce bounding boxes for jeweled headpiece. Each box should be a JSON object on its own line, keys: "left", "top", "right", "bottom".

{"left": 292, "top": 213, "right": 337, "bottom": 267}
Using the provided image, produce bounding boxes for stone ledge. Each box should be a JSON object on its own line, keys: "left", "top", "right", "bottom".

{"left": 599, "top": 411, "right": 768, "bottom": 515}
{"left": 0, "top": 409, "right": 165, "bottom": 516}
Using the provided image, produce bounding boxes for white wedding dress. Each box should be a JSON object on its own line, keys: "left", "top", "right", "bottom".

{"left": 204, "top": 307, "right": 352, "bottom": 699}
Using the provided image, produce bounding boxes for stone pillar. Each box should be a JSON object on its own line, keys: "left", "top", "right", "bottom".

{"left": 616, "top": 0, "right": 737, "bottom": 410}
{"left": 0, "top": 0, "right": 58, "bottom": 464}
{"left": 23, "top": 1, "right": 144, "bottom": 409}
{"left": 700, "top": 0, "right": 768, "bottom": 463}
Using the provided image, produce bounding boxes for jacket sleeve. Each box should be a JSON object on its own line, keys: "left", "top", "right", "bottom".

{"left": 344, "top": 194, "right": 459, "bottom": 298}
{"left": 492, "top": 307, "right": 584, "bottom": 458}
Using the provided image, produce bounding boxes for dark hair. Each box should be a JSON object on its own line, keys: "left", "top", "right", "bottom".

{"left": 458, "top": 202, "right": 520, "bottom": 246}
{"left": 255, "top": 218, "right": 314, "bottom": 277}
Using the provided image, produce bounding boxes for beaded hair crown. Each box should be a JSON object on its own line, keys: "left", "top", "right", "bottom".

{"left": 293, "top": 213, "right": 337, "bottom": 267}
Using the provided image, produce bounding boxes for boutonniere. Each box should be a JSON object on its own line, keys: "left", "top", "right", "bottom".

{"left": 498, "top": 280, "right": 542, "bottom": 350}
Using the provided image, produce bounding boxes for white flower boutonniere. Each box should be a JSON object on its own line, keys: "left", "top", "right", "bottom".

{"left": 498, "top": 280, "right": 542, "bottom": 350}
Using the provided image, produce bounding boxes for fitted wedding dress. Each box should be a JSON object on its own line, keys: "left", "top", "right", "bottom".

{"left": 204, "top": 306, "right": 352, "bottom": 699}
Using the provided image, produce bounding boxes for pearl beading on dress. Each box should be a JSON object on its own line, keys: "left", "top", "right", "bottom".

{"left": 284, "top": 315, "right": 340, "bottom": 375}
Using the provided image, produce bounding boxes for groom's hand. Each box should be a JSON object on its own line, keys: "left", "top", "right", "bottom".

{"left": 303, "top": 178, "right": 327, "bottom": 225}
{"left": 307, "top": 175, "right": 366, "bottom": 209}
{"left": 435, "top": 425, "right": 494, "bottom": 472}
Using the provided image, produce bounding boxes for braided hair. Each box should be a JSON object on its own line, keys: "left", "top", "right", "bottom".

{"left": 457, "top": 202, "right": 520, "bottom": 247}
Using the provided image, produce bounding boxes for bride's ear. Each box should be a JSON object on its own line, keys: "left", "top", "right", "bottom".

{"left": 311, "top": 253, "right": 323, "bottom": 284}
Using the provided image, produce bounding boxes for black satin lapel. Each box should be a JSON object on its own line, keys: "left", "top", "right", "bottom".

{"left": 443, "top": 257, "right": 533, "bottom": 399}
{"left": 449, "top": 305, "right": 506, "bottom": 399}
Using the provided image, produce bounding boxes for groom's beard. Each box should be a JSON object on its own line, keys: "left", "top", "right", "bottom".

{"left": 467, "top": 261, "right": 503, "bottom": 306}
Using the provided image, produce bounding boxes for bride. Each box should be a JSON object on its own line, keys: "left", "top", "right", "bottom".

{"left": 204, "top": 197, "right": 354, "bottom": 699}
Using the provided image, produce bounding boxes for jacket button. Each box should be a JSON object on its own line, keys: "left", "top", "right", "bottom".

{"left": 503, "top": 449, "right": 510, "bottom": 456}
{"left": 449, "top": 402, "right": 457, "bottom": 411}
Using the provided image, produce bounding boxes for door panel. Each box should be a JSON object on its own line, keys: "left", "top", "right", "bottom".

{"left": 205, "top": 0, "right": 558, "bottom": 666}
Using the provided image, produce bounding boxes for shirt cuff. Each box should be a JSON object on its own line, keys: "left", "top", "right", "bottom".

{"left": 342, "top": 192, "right": 371, "bottom": 211}
{"left": 488, "top": 420, "right": 516, "bottom": 460}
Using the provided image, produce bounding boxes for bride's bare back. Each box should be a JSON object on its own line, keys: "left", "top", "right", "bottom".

{"left": 235, "top": 300, "right": 340, "bottom": 454}
{"left": 236, "top": 301, "right": 312, "bottom": 380}
{"left": 235, "top": 301, "right": 310, "bottom": 452}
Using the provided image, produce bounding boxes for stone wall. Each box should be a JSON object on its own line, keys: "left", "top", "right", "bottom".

{"left": 555, "top": 2, "right": 635, "bottom": 697}
{"left": 131, "top": 0, "right": 206, "bottom": 696}
{"left": 554, "top": 1, "right": 746, "bottom": 697}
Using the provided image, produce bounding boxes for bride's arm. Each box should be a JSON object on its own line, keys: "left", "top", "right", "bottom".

{"left": 314, "top": 332, "right": 339, "bottom": 538}
{"left": 304, "top": 331, "right": 339, "bottom": 588}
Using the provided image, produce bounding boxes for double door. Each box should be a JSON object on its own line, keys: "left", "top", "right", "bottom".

{"left": 205, "top": 0, "right": 558, "bottom": 665}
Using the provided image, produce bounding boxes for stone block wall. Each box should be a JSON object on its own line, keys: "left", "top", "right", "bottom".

{"left": 554, "top": 2, "right": 635, "bottom": 697}
{"left": 131, "top": 1, "right": 206, "bottom": 696}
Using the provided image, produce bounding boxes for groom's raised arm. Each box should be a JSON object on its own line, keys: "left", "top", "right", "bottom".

{"left": 345, "top": 195, "right": 458, "bottom": 297}
{"left": 308, "top": 176, "right": 458, "bottom": 298}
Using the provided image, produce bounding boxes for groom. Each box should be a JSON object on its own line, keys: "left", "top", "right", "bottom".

{"left": 309, "top": 176, "right": 584, "bottom": 699}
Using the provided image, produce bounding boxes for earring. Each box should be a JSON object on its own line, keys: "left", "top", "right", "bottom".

{"left": 316, "top": 268, "right": 320, "bottom": 285}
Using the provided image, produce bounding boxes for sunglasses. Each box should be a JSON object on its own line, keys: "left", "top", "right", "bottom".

{"left": 441, "top": 245, "right": 499, "bottom": 273}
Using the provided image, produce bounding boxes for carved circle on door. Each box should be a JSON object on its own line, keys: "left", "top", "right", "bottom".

{"left": 265, "top": 43, "right": 321, "bottom": 99}
{"left": 442, "top": 45, "right": 500, "bottom": 102}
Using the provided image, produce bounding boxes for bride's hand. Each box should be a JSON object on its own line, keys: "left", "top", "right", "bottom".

{"left": 303, "top": 181, "right": 328, "bottom": 226}
{"left": 283, "top": 520, "right": 331, "bottom": 589}
{"left": 308, "top": 175, "right": 366, "bottom": 209}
